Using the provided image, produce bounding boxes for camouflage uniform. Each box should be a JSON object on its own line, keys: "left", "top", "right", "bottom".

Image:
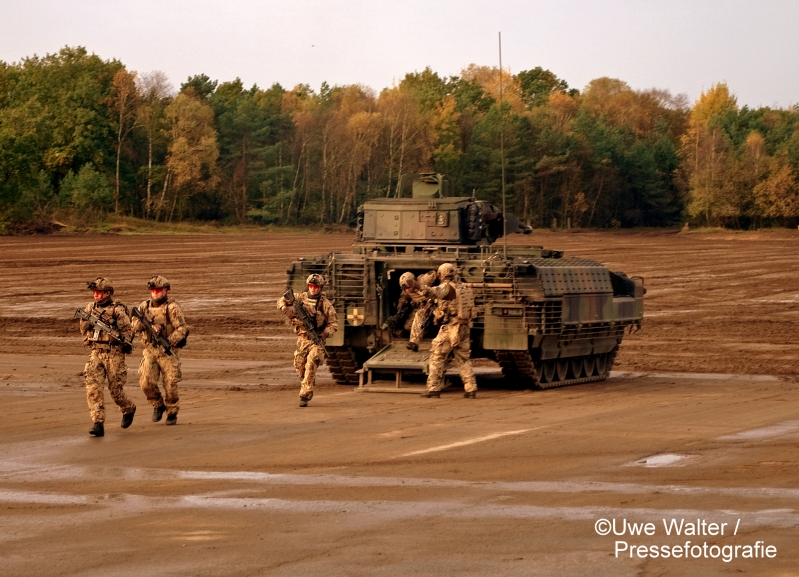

{"left": 397, "top": 270, "right": 437, "bottom": 346}
{"left": 423, "top": 265, "right": 477, "bottom": 395}
{"left": 79, "top": 284, "right": 136, "bottom": 424}
{"left": 131, "top": 281, "right": 189, "bottom": 419}
{"left": 277, "top": 282, "right": 338, "bottom": 401}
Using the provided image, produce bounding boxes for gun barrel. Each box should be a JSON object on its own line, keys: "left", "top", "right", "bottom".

{"left": 132, "top": 306, "right": 172, "bottom": 355}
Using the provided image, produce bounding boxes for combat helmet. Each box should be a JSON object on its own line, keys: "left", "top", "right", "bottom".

{"left": 437, "top": 263, "right": 457, "bottom": 281}
{"left": 87, "top": 277, "right": 114, "bottom": 294}
{"left": 147, "top": 275, "right": 171, "bottom": 290}
{"left": 399, "top": 272, "right": 416, "bottom": 290}
{"left": 306, "top": 274, "right": 325, "bottom": 287}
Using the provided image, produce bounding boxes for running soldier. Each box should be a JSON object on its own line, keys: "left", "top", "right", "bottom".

{"left": 78, "top": 278, "right": 136, "bottom": 437}
{"left": 420, "top": 263, "right": 478, "bottom": 399}
{"left": 131, "top": 276, "right": 189, "bottom": 425}
{"left": 277, "top": 274, "right": 338, "bottom": 407}
{"left": 390, "top": 270, "right": 437, "bottom": 351}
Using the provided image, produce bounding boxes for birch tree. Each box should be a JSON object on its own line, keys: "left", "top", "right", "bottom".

{"left": 109, "top": 69, "right": 139, "bottom": 213}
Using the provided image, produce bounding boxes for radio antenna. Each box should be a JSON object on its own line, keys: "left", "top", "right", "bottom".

{"left": 499, "top": 32, "right": 507, "bottom": 258}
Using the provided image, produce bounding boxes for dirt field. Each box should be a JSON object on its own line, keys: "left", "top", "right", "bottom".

{"left": 1, "top": 229, "right": 798, "bottom": 576}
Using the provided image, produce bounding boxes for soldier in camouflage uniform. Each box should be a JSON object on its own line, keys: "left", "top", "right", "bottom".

{"left": 277, "top": 274, "right": 338, "bottom": 407}
{"left": 131, "top": 276, "right": 189, "bottom": 426}
{"left": 78, "top": 277, "right": 137, "bottom": 437}
{"left": 420, "top": 263, "right": 478, "bottom": 399}
{"left": 393, "top": 270, "right": 437, "bottom": 351}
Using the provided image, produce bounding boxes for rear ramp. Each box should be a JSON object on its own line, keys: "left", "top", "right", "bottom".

{"left": 356, "top": 341, "right": 452, "bottom": 393}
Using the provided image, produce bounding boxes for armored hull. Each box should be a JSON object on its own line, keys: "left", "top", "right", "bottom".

{"left": 284, "top": 173, "right": 644, "bottom": 389}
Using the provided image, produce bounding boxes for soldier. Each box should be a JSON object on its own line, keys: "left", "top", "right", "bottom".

{"left": 420, "top": 263, "right": 478, "bottom": 399}
{"left": 391, "top": 270, "right": 437, "bottom": 352}
{"left": 131, "top": 276, "right": 189, "bottom": 426}
{"left": 277, "top": 274, "right": 338, "bottom": 407}
{"left": 78, "top": 277, "right": 136, "bottom": 437}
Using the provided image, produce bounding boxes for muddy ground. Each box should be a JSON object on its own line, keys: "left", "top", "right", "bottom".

{"left": 1, "top": 229, "right": 798, "bottom": 576}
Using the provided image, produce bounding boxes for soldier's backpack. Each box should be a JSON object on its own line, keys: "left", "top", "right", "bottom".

{"left": 455, "top": 282, "right": 475, "bottom": 323}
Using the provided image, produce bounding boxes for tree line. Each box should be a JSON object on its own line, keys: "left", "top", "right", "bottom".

{"left": 1, "top": 46, "right": 798, "bottom": 232}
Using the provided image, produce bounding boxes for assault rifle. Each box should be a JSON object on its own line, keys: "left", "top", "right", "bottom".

{"left": 282, "top": 288, "right": 328, "bottom": 351}
{"left": 383, "top": 299, "right": 412, "bottom": 330}
{"left": 419, "top": 299, "right": 437, "bottom": 332}
{"left": 131, "top": 306, "right": 173, "bottom": 356}
{"left": 74, "top": 308, "right": 133, "bottom": 351}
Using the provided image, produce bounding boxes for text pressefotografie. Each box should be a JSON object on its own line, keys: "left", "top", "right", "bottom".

{"left": 594, "top": 518, "right": 777, "bottom": 562}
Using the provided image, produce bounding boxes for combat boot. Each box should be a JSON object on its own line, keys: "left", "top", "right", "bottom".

{"left": 121, "top": 407, "right": 136, "bottom": 429}
{"left": 89, "top": 422, "right": 104, "bottom": 437}
{"left": 152, "top": 405, "right": 167, "bottom": 422}
{"left": 165, "top": 414, "right": 177, "bottom": 426}
{"left": 406, "top": 342, "right": 419, "bottom": 352}
{"left": 420, "top": 390, "right": 440, "bottom": 398}
{"left": 463, "top": 391, "right": 477, "bottom": 399}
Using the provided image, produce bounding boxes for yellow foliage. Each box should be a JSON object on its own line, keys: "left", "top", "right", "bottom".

{"left": 690, "top": 83, "right": 737, "bottom": 125}
{"left": 546, "top": 92, "right": 578, "bottom": 132}
{"left": 753, "top": 158, "right": 799, "bottom": 218}
{"left": 164, "top": 93, "right": 219, "bottom": 194}
{"left": 460, "top": 64, "right": 525, "bottom": 113}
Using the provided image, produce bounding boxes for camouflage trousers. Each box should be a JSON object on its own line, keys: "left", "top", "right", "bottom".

{"left": 294, "top": 336, "right": 325, "bottom": 398}
{"left": 84, "top": 348, "right": 135, "bottom": 423}
{"left": 139, "top": 346, "right": 182, "bottom": 416}
{"left": 404, "top": 307, "right": 429, "bottom": 346}
{"left": 426, "top": 322, "right": 477, "bottom": 393}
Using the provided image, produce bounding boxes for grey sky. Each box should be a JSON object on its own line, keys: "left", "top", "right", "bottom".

{"left": 2, "top": 0, "right": 797, "bottom": 108}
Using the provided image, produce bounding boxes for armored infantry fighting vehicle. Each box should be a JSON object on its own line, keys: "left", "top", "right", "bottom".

{"left": 285, "top": 173, "right": 644, "bottom": 390}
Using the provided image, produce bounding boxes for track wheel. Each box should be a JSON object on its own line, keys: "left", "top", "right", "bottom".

{"left": 583, "top": 355, "right": 596, "bottom": 377}
{"left": 569, "top": 357, "right": 584, "bottom": 379}
{"left": 556, "top": 359, "right": 568, "bottom": 382}
{"left": 541, "top": 360, "right": 557, "bottom": 384}
{"left": 595, "top": 353, "right": 608, "bottom": 376}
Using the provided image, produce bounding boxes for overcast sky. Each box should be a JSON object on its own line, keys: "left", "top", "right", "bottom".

{"left": 2, "top": 0, "right": 797, "bottom": 108}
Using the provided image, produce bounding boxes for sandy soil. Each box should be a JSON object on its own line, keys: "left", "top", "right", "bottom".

{"left": 1, "top": 229, "right": 798, "bottom": 576}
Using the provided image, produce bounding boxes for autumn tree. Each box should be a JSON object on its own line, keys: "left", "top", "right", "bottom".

{"left": 136, "top": 71, "right": 172, "bottom": 218}
{"left": 753, "top": 154, "right": 799, "bottom": 221}
{"left": 108, "top": 69, "right": 139, "bottom": 213}
{"left": 376, "top": 85, "right": 433, "bottom": 196}
{"left": 162, "top": 92, "right": 220, "bottom": 221}
{"left": 517, "top": 67, "right": 571, "bottom": 108}
{"left": 680, "top": 83, "right": 740, "bottom": 225}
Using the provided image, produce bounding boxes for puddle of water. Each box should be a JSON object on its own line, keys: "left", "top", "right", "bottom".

{"left": 611, "top": 371, "right": 779, "bottom": 382}
{"left": 645, "top": 309, "right": 697, "bottom": 318}
{"left": 630, "top": 454, "right": 689, "bottom": 467}
{"left": 718, "top": 420, "right": 799, "bottom": 441}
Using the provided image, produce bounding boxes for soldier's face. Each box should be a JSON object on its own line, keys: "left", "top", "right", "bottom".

{"left": 308, "top": 284, "right": 321, "bottom": 296}
{"left": 150, "top": 288, "right": 168, "bottom": 300}
{"left": 93, "top": 290, "right": 110, "bottom": 302}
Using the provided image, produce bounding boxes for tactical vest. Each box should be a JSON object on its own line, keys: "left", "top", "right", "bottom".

{"left": 142, "top": 298, "right": 188, "bottom": 347}
{"left": 298, "top": 293, "right": 329, "bottom": 334}
{"left": 89, "top": 300, "right": 128, "bottom": 344}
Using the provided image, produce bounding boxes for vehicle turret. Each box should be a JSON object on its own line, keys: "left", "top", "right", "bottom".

{"left": 356, "top": 173, "right": 531, "bottom": 245}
